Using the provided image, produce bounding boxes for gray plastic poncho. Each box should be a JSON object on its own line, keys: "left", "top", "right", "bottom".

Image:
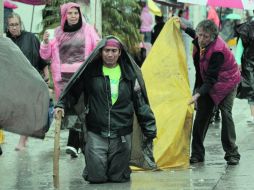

{"left": 0, "top": 37, "right": 49, "bottom": 139}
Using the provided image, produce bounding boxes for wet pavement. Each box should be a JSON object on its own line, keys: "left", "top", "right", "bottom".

{"left": 1, "top": 97, "right": 254, "bottom": 190}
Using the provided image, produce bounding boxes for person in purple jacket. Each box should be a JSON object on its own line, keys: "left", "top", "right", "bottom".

{"left": 179, "top": 19, "right": 241, "bottom": 165}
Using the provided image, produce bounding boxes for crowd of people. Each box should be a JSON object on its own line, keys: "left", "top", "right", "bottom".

{"left": 2, "top": 0, "right": 254, "bottom": 184}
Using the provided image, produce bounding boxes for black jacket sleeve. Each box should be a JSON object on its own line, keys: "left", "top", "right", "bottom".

{"left": 184, "top": 27, "right": 196, "bottom": 39}
{"left": 197, "top": 52, "right": 224, "bottom": 95}
{"left": 33, "top": 35, "right": 48, "bottom": 71}
{"left": 133, "top": 79, "right": 157, "bottom": 139}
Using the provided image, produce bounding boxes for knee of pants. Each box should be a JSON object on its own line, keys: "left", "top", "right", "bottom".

{"left": 82, "top": 167, "right": 108, "bottom": 183}
{"left": 108, "top": 168, "right": 131, "bottom": 183}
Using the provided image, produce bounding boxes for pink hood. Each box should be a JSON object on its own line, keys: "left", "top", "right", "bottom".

{"left": 60, "top": 2, "right": 82, "bottom": 30}
{"left": 4, "top": 0, "right": 18, "bottom": 9}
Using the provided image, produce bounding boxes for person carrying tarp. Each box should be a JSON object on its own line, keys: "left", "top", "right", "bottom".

{"left": 179, "top": 19, "right": 241, "bottom": 165}
{"left": 55, "top": 36, "right": 157, "bottom": 183}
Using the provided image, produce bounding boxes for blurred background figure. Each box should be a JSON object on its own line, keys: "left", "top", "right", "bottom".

{"left": 151, "top": 15, "right": 165, "bottom": 45}
{"left": 4, "top": 0, "right": 18, "bottom": 32}
{"left": 235, "top": 13, "right": 254, "bottom": 124}
{"left": 207, "top": 6, "right": 220, "bottom": 28}
{"left": 140, "top": 0, "right": 153, "bottom": 56}
{"left": 6, "top": 13, "right": 49, "bottom": 151}
{"left": 178, "top": 9, "right": 193, "bottom": 71}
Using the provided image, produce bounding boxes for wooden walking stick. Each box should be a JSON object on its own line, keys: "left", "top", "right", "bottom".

{"left": 53, "top": 110, "right": 62, "bottom": 188}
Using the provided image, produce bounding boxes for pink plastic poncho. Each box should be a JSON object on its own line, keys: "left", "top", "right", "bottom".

{"left": 40, "top": 2, "right": 100, "bottom": 101}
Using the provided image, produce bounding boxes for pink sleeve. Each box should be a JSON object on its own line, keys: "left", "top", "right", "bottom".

{"left": 40, "top": 42, "right": 53, "bottom": 61}
{"left": 84, "top": 25, "right": 101, "bottom": 59}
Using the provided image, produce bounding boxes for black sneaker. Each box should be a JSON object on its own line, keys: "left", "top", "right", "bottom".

{"left": 227, "top": 157, "right": 239, "bottom": 165}
{"left": 190, "top": 157, "right": 204, "bottom": 164}
{"left": 0, "top": 146, "right": 2, "bottom": 155}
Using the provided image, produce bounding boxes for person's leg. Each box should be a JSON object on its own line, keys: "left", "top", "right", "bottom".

{"left": 83, "top": 131, "right": 108, "bottom": 183}
{"left": 190, "top": 94, "right": 215, "bottom": 163}
{"left": 218, "top": 88, "right": 240, "bottom": 165}
{"left": 107, "top": 134, "right": 132, "bottom": 182}
{"left": 214, "top": 108, "right": 221, "bottom": 122}
{"left": 209, "top": 110, "right": 215, "bottom": 124}
{"left": 66, "top": 129, "right": 80, "bottom": 158}
{"left": 15, "top": 135, "right": 28, "bottom": 151}
{"left": 209, "top": 107, "right": 220, "bottom": 124}
{"left": 0, "top": 145, "right": 2, "bottom": 155}
{"left": 247, "top": 98, "right": 254, "bottom": 124}
{"left": 143, "top": 32, "right": 152, "bottom": 44}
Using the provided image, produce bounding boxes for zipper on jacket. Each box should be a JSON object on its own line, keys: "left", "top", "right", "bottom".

{"left": 104, "top": 76, "right": 111, "bottom": 137}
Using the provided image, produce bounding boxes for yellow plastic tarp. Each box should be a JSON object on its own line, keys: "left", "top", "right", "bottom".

{"left": 0, "top": 130, "right": 4, "bottom": 144}
{"left": 227, "top": 37, "right": 237, "bottom": 47}
{"left": 141, "top": 18, "right": 194, "bottom": 169}
{"left": 148, "top": 0, "right": 162, "bottom": 16}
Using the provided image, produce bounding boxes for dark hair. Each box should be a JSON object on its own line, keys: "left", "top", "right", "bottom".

{"left": 155, "top": 16, "right": 164, "bottom": 23}
{"left": 196, "top": 19, "right": 219, "bottom": 41}
{"left": 178, "top": 9, "right": 184, "bottom": 17}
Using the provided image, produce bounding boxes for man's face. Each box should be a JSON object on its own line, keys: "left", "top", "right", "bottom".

{"left": 8, "top": 17, "right": 21, "bottom": 37}
{"left": 102, "top": 47, "right": 121, "bottom": 68}
{"left": 66, "top": 7, "right": 80, "bottom": 26}
{"left": 197, "top": 28, "right": 212, "bottom": 48}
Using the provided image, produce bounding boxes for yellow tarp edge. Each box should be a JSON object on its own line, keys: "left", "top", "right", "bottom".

{"left": 141, "top": 18, "right": 194, "bottom": 170}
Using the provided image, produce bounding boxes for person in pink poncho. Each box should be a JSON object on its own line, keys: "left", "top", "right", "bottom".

{"left": 40, "top": 2, "right": 100, "bottom": 158}
{"left": 207, "top": 6, "right": 220, "bottom": 28}
{"left": 139, "top": 1, "right": 153, "bottom": 56}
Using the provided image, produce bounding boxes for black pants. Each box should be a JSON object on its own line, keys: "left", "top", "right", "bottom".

{"left": 83, "top": 131, "right": 131, "bottom": 183}
{"left": 191, "top": 88, "right": 240, "bottom": 161}
{"left": 67, "top": 129, "right": 81, "bottom": 151}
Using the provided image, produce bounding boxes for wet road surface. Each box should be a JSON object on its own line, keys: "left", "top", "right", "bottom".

{"left": 1, "top": 97, "right": 254, "bottom": 190}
